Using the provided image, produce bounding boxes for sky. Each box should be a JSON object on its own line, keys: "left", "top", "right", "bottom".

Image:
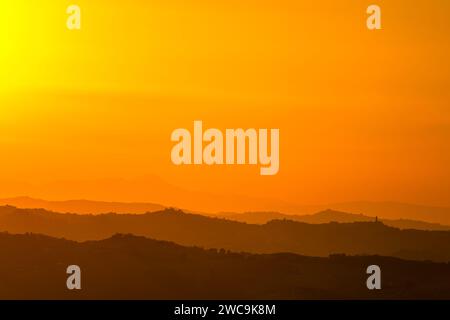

{"left": 0, "top": 0, "right": 449, "bottom": 210}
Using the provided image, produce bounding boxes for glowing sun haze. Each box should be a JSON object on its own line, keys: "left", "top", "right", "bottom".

{"left": 0, "top": 0, "right": 449, "bottom": 211}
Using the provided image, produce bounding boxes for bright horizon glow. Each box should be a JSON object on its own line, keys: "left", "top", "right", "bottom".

{"left": 0, "top": 0, "right": 449, "bottom": 212}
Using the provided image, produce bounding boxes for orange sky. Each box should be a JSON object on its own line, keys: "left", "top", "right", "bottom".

{"left": 0, "top": 0, "right": 449, "bottom": 211}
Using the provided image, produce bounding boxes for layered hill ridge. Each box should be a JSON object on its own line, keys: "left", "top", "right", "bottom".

{"left": 1, "top": 196, "right": 449, "bottom": 231}
{"left": 2, "top": 205, "right": 450, "bottom": 262}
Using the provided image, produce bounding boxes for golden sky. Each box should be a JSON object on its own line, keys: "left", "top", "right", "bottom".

{"left": 0, "top": 0, "right": 449, "bottom": 210}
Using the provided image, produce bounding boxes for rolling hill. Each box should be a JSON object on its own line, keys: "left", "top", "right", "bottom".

{"left": 2, "top": 206, "right": 450, "bottom": 262}
{"left": 0, "top": 232, "right": 450, "bottom": 299}
{"left": 0, "top": 196, "right": 164, "bottom": 214}
{"left": 296, "top": 201, "right": 450, "bottom": 225}
{"left": 2, "top": 197, "right": 449, "bottom": 231}
{"left": 216, "top": 209, "right": 450, "bottom": 231}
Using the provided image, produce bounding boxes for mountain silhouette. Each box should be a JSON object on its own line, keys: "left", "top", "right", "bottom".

{"left": 0, "top": 232, "right": 450, "bottom": 299}
{"left": 216, "top": 209, "right": 450, "bottom": 231}
{"left": 2, "top": 206, "right": 450, "bottom": 262}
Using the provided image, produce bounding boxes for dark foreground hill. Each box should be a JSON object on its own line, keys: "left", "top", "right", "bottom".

{"left": 1, "top": 232, "right": 450, "bottom": 299}
{"left": 2, "top": 206, "right": 450, "bottom": 262}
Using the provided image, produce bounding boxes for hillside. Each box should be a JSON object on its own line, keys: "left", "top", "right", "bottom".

{"left": 216, "top": 209, "right": 450, "bottom": 231}
{"left": 0, "top": 196, "right": 164, "bottom": 214}
{"left": 1, "top": 232, "right": 450, "bottom": 299}
{"left": 2, "top": 206, "right": 450, "bottom": 262}
{"left": 298, "top": 202, "right": 450, "bottom": 225}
